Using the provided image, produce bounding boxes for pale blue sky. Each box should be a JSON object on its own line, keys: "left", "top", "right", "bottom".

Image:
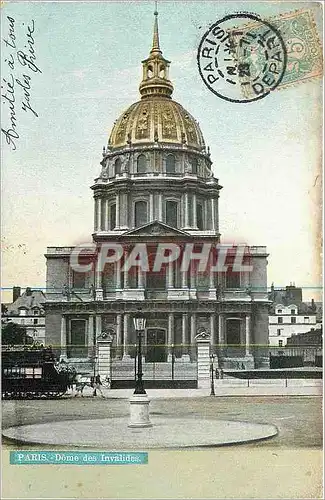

{"left": 1, "top": 1, "right": 323, "bottom": 301}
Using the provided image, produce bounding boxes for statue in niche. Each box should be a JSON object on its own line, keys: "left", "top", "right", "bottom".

{"left": 121, "top": 155, "right": 130, "bottom": 173}
{"left": 184, "top": 155, "right": 192, "bottom": 174}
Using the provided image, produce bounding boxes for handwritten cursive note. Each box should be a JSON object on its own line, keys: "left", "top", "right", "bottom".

{"left": 1, "top": 17, "right": 42, "bottom": 151}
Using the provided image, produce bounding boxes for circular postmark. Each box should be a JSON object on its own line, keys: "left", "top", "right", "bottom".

{"left": 197, "top": 13, "right": 287, "bottom": 103}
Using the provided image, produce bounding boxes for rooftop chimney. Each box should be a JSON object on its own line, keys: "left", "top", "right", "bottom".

{"left": 13, "top": 286, "right": 21, "bottom": 303}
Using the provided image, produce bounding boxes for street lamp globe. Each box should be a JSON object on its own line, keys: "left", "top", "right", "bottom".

{"left": 133, "top": 314, "right": 146, "bottom": 332}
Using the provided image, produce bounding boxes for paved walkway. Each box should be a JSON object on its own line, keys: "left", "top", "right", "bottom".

{"left": 68, "top": 379, "right": 322, "bottom": 399}
{"left": 2, "top": 417, "right": 278, "bottom": 449}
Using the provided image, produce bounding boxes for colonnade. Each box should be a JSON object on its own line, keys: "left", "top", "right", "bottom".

{"left": 60, "top": 312, "right": 252, "bottom": 360}
{"left": 93, "top": 192, "right": 218, "bottom": 232}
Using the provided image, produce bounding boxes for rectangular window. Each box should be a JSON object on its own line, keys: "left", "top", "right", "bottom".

{"left": 291, "top": 309, "right": 296, "bottom": 315}
{"left": 196, "top": 203, "right": 204, "bottom": 230}
{"left": 278, "top": 317, "right": 283, "bottom": 324}
{"left": 278, "top": 340, "right": 283, "bottom": 347}
{"left": 109, "top": 204, "right": 116, "bottom": 230}
{"left": 291, "top": 317, "right": 296, "bottom": 324}
{"left": 304, "top": 317, "right": 310, "bottom": 323}
{"left": 72, "top": 271, "right": 86, "bottom": 289}
{"left": 277, "top": 329, "right": 281, "bottom": 335}
{"left": 135, "top": 201, "right": 148, "bottom": 227}
{"left": 33, "top": 318, "right": 38, "bottom": 325}
{"left": 165, "top": 200, "right": 178, "bottom": 228}
{"left": 226, "top": 272, "right": 240, "bottom": 289}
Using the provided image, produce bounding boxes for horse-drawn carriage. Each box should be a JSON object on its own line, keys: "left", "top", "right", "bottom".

{"left": 1, "top": 346, "right": 75, "bottom": 399}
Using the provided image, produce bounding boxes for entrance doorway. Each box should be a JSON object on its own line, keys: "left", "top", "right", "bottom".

{"left": 68, "top": 319, "right": 87, "bottom": 358}
{"left": 226, "top": 319, "right": 243, "bottom": 357}
{"left": 146, "top": 328, "right": 167, "bottom": 362}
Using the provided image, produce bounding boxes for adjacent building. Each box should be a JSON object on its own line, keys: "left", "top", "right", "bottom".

{"left": 268, "top": 284, "right": 322, "bottom": 354}
{"left": 3, "top": 287, "right": 46, "bottom": 344}
{"left": 45, "top": 12, "right": 270, "bottom": 378}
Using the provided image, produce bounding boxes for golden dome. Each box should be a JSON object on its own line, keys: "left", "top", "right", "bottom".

{"left": 108, "top": 98, "right": 205, "bottom": 151}
{"left": 108, "top": 11, "right": 206, "bottom": 152}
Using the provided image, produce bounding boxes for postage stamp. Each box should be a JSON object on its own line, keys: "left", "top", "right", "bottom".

{"left": 230, "top": 9, "right": 323, "bottom": 98}
{"left": 197, "top": 13, "right": 287, "bottom": 103}
{"left": 197, "top": 9, "right": 323, "bottom": 102}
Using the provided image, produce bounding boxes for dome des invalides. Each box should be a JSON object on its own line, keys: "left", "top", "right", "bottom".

{"left": 108, "top": 11, "right": 206, "bottom": 152}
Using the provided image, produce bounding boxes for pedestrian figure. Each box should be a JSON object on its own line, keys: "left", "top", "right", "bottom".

{"left": 74, "top": 374, "right": 85, "bottom": 397}
{"left": 104, "top": 375, "right": 111, "bottom": 389}
{"left": 93, "top": 374, "right": 104, "bottom": 398}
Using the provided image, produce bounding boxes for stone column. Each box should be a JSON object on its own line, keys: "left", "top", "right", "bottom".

{"left": 184, "top": 193, "right": 189, "bottom": 228}
{"left": 167, "top": 313, "right": 174, "bottom": 361}
{"left": 245, "top": 315, "right": 251, "bottom": 356}
{"left": 123, "top": 247, "right": 129, "bottom": 288}
{"left": 190, "top": 313, "right": 196, "bottom": 361}
{"left": 99, "top": 198, "right": 105, "bottom": 231}
{"left": 195, "top": 332, "right": 211, "bottom": 389}
{"left": 95, "top": 266, "right": 103, "bottom": 301}
{"left": 103, "top": 198, "right": 108, "bottom": 231}
{"left": 116, "top": 313, "right": 122, "bottom": 359}
{"left": 138, "top": 266, "right": 144, "bottom": 289}
{"left": 189, "top": 260, "right": 197, "bottom": 299}
{"left": 181, "top": 313, "right": 190, "bottom": 361}
{"left": 97, "top": 335, "right": 113, "bottom": 382}
{"left": 149, "top": 193, "right": 154, "bottom": 221}
{"left": 168, "top": 261, "right": 174, "bottom": 288}
{"left": 193, "top": 194, "right": 197, "bottom": 228}
{"left": 209, "top": 250, "right": 216, "bottom": 299}
{"left": 215, "top": 197, "right": 219, "bottom": 232}
{"left": 94, "top": 198, "right": 99, "bottom": 232}
{"left": 60, "top": 316, "right": 67, "bottom": 359}
{"left": 158, "top": 193, "right": 163, "bottom": 221}
{"left": 210, "top": 314, "right": 216, "bottom": 355}
{"left": 123, "top": 313, "right": 131, "bottom": 359}
{"left": 95, "top": 315, "right": 102, "bottom": 339}
{"left": 115, "top": 192, "right": 120, "bottom": 229}
{"left": 211, "top": 198, "right": 216, "bottom": 232}
{"left": 88, "top": 315, "right": 94, "bottom": 358}
{"left": 218, "top": 314, "right": 225, "bottom": 357}
{"left": 116, "top": 259, "right": 121, "bottom": 289}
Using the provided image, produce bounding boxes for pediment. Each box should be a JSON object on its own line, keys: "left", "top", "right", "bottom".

{"left": 123, "top": 220, "right": 191, "bottom": 237}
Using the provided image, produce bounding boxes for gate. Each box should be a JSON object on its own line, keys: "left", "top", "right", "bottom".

{"left": 110, "top": 343, "right": 198, "bottom": 389}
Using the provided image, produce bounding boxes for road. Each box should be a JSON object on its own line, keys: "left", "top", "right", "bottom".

{"left": 2, "top": 395, "right": 322, "bottom": 448}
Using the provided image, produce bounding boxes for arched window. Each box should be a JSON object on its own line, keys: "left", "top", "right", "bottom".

{"left": 191, "top": 157, "right": 198, "bottom": 175}
{"left": 109, "top": 204, "right": 116, "bottom": 230}
{"left": 196, "top": 203, "right": 204, "bottom": 230}
{"left": 135, "top": 201, "right": 148, "bottom": 227}
{"left": 137, "top": 154, "right": 147, "bottom": 174}
{"left": 166, "top": 200, "right": 178, "bottom": 228}
{"left": 147, "top": 66, "right": 153, "bottom": 78}
{"left": 115, "top": 158, "right": 121, "bottom": 175}
{"left": 166, "top": 154, "right": 176, "bottom": 174}
{"left": 159, "top": 65, "right": 165, "bottom": 78}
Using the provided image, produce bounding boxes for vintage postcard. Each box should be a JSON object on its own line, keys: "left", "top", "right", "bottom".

{"left": 1, "top": 1, "right": 323, "bottom": 499}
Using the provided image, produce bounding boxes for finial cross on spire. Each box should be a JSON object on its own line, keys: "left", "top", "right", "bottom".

{"left": 151, "top": 1, "right": 161, "bottom": 53}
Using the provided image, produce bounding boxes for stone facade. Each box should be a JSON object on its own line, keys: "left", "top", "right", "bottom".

{"left": 45, "top": 12, "right": 271, "bottom": 376}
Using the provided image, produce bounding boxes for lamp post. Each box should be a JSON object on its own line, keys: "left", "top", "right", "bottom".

{"left": 133, "top": 314, "right": 146, "bottom": 395}
{"left": 210, "top": 353, "right": 215, "bottom": 396}
{"left": 128, "top": 311, "right": 152, "bottom": 427}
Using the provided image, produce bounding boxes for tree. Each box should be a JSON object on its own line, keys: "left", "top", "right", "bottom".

{"left": 1, "top": 321, "right": 33, "bottom": 345}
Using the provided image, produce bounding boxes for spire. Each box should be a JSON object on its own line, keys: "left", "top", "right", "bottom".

{"left": 139, "top": 6, "right": 174, "bottom": 99}
{"left": 151, "top": 7, "right": 161, "bottom": 54}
